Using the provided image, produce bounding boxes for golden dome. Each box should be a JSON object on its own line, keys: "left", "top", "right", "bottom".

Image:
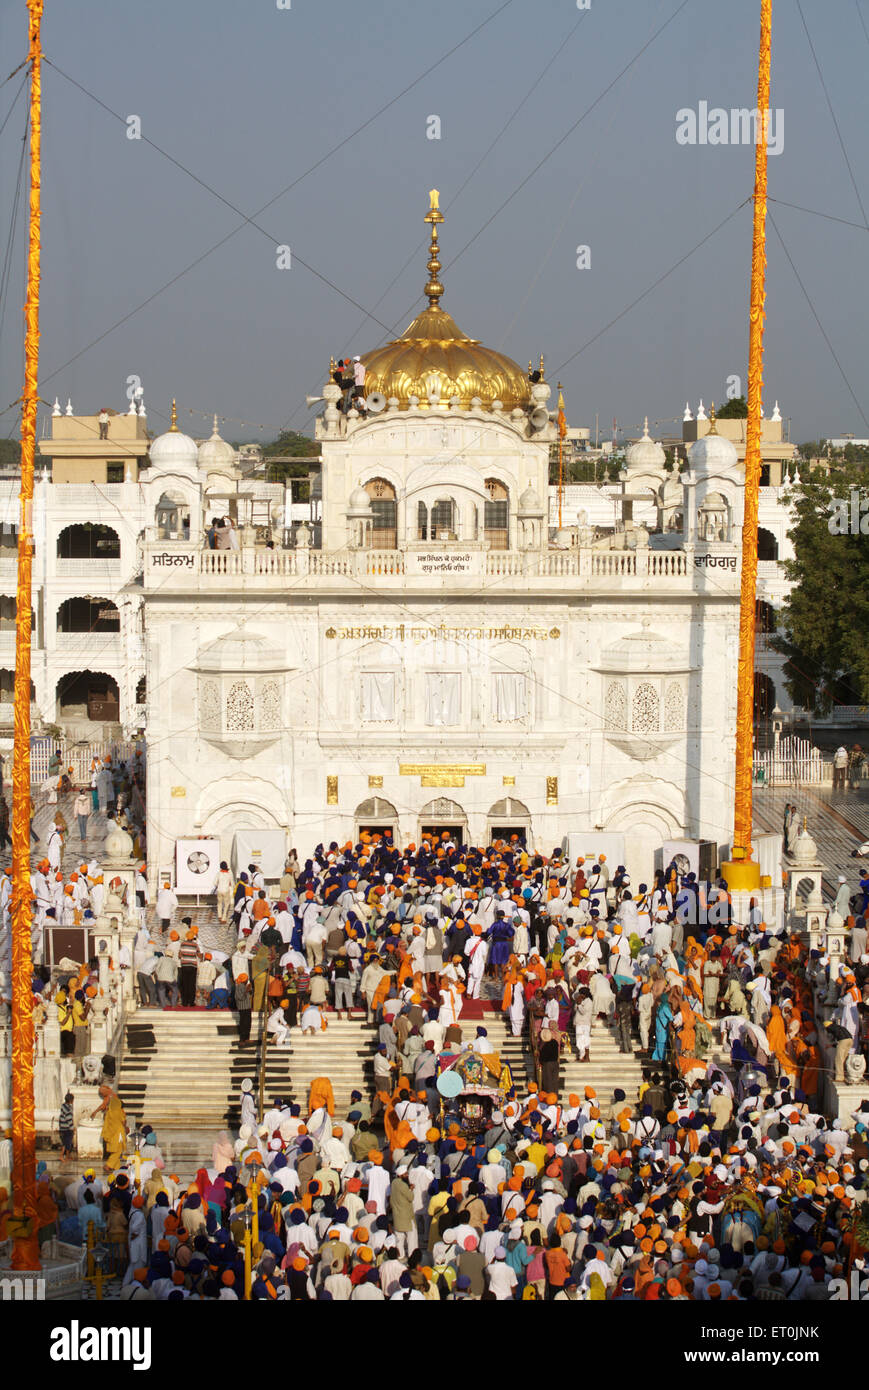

{"left": 360, "top": 191, "right": 532, "bottom": 412}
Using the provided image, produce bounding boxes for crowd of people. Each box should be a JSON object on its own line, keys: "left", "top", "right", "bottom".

{"left": 0, "top": 749, "right": 146, "bottom": 1072}
{"left": 8, "top": 828, "right": 862, "bottom": 1300}
{"left": 24, "top": 1050, "right": 869, "bottom": 1300}
{"left": 130, "top": 835, "right": 869, "bottom": 1092}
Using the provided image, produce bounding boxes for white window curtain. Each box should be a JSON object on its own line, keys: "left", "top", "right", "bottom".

{"left": 493, "top": 672, "right": 526, "bottom": 722}
{"left": 360, "top": 671, "right": 396, "bottom": 722}
{"left": 425, "top": 671, "right": 461, "bottom": 726}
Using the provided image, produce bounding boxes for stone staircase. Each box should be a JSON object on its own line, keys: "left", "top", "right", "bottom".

{"left": 114, "top": 1006, "right": 735, "bottom": 1175}
{"left": 115, "top": 1008, "right": 379, "bottom": 1134}
{"left": 558, "top": 1020, "right": 646, "bottom": 1101}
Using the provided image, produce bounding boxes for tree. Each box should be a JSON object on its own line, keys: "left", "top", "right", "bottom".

{"left": 716, "top": 395, "right": 748, "bottom": 418}
{"left": 772, "top": 461, "right": 869, "bottom": 713}
{"left": 261, "top": 430, "right": 320, "bottom": 459}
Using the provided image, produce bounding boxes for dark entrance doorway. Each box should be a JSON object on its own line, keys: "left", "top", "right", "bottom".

{"left": 358, "top": 824, "right": 394, "bottom": 841}
{"left": 420, "top": 823, "right": 465, "bottom": 843}
{"left": 489, "top": 825, "right": 527, "bottom": 845}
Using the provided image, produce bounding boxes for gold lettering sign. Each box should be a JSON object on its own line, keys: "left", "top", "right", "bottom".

{"left": 326, "top": 775, "right": 338, "bottom": 805}
{"left": 420, "top": 774, "right": 465, "bottom": 787}
{"left": 400, "top": 763, "right": 485, "bottom": 777}
{"left": 326, "top": 624, "right": 558, "bottom": 642}
{"left": 502, "top": 775, "right": 516, "bottom": 786}
{"left": 368, "top": 775, "right": 383, "bottom": 789}
{"left": 546, "top": 776, "right": 558, "bottom": 806}
{"left": 171, "top": 786, "right": 186, "bottom": 799}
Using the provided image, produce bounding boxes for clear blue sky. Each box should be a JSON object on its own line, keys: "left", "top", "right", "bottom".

{"left": 0, "top": 0, "right": 866, "bottom": 446}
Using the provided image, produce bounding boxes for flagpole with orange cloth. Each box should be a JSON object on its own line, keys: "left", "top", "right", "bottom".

{"left": 557, "top": 383, "right": 567, "bottom": 529}
{"left": 723, "top": 0, "right": 772, "bottom": 894}
{"left": 10, "top": 0, "right": 43, "bottom": 1272}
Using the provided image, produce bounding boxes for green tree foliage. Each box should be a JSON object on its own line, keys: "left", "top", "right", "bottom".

{"left": 717, "top": 395, "right": 748, "bottom": 418}
{"left": 261, "top": 430, "right": 320, "bottom": 459}
{"left": 772, "top": 462, "right": 869, "bottom": 713}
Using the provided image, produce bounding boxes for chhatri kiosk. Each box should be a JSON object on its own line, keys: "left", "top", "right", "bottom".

{"left": 140, "top": 192, "right": 743, "bottom": 887}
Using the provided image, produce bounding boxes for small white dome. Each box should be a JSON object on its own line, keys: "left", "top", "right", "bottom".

{"left": 198, "top": 416, "right": 236, "bottom": 477}
{"left": 150, "top": 402, "right": 198, "bottom": 472}
{"left": 518, "top": 483, "right": 542, "bottom": 514}
{"left": 688, "top": 428, "right": 739, "bottom": 476}
{"left": 625, "top": 418, "right": 666, "bottom": 472}
{"left": 347, "top": 485, "right": 373, "bottom": 513}
{"left": 790, "top": 825, "right": 819, "bottom": 865}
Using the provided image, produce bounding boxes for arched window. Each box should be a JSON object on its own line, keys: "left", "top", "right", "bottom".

{"left": 757, "top": 527, "right": 778, "bottom": 561}
{"left": 430, "top": 498, "right": 456, "bottom": 539}
{"left": 57, "top": 523, "right": 120, "bottom": 559}
{"left": 57, "top": 597, "right": 120, "bottom": 633}
{"left": 135, "top": 675, "right": 146, "bottom": 704}
{"left": 156, "top": 492, "right": 190, "bottom": 540}
{"left": 365, "top": 478, "right": 397, "bottom": 549}
{"left": 417, "top": 501, "right": 429, "bottom": 541}
{"left": 484, "top": 478, "right": 509, "bottom": 549}
{"left": 56, "top": 671, "right": 119, "bottom": 723}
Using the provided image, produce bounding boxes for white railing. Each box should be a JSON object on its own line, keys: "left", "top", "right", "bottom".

{"left": 54, "top": 557, "right": 123, "bottom": 578}
{"left": 53, "top": 632, "right": 122, "bottom": 654}
{"left": 754, "top": 735, "right": 826, "bottom": 786}
{"left": 52, "top": 483, "right": 134, "bottom": 504}
{"left": 30, "top": 737, "right": 141, "bottom": 785}
{"left": 148, "top": 543, "right": 711, "bottom": 586}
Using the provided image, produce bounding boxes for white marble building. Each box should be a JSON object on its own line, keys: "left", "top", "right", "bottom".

{"left": 138, "top": 196, "right": 751, "bottom": 886}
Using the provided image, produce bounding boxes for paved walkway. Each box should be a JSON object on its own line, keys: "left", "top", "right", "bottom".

{"left": 754, "top": 784, "right": 869, "bottom": 900}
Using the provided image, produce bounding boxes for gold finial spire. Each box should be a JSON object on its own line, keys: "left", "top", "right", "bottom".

{"left": 529, "top": 360, "right": 533, "bottom": 377}
{"left": 708, "top": 400, "right": 718, "bottom": 434}
{"left": 169, "top": 399, "right": 178, "bottom": 432}
{"left": 423, "top": 188, "right": 445, "bottom": 307}
{"left": 539, "top": 353, "right": 545, "bottom": 381}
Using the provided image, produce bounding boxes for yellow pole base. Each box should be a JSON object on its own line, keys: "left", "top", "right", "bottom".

{"left": 721, "top": 860, "right": 762, "bottom": 892}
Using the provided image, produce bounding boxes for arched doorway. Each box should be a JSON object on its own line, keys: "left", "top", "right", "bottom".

{"left": 354, "top": 796, "right": 398, "bottom": 843}
{"left": 484, "top": 478, "right": 509, "bottom": 549}
{"left": 419, "top": 797, "right": 466, "bottom": 845}
{"left": 487, "top": 796, "right": 530, "bottom": 845}
{"left": 56, "top": 671, "right": 119, "bottom": 723}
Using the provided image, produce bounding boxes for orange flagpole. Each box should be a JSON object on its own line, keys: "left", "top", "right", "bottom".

{"left": 557, "top": 383, "right": 566, "bottom": 530}
{"left": 726, "top": 0, "right": 771, "bottom": 889}
{"left": 10, "top": 0, "right": 43, "bottom": 1271}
